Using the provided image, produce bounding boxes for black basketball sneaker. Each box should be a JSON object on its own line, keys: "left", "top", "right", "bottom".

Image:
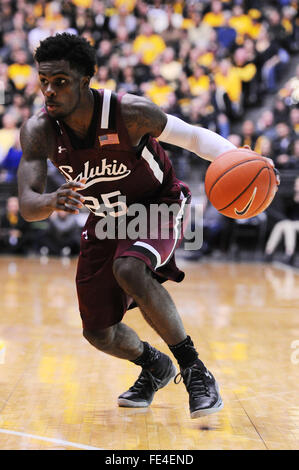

{"left": 118, "top": 353, "right": 177, "bottom": 408}
{"left": 175, "top": 359, "right": 223, "bottom": 418}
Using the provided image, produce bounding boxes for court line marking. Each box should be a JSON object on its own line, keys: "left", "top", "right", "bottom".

{"left": 0, "top": 428, "right": 103, "bottom": 450}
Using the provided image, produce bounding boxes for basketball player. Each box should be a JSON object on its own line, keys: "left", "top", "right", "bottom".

{"left": 17, "top": 34, "right": 277, "bottom": 418}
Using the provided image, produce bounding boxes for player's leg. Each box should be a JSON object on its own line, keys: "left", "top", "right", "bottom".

{"left": 113, "top": 256, "right": 223, "bottom": 418}
{"left": 82, "top": 322, "right": 143, "bottom": 360}
{"left": 83, "top": 322, "right": 177, "bottom": 408}
{"left": 113, "top": 257, "right": 186, "bottom": 346}
{"left": 76, "top": 231, "right": 177, "bottom": 409}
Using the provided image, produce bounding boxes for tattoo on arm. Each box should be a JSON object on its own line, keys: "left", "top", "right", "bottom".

{"left": 122, "top": 94, "right": 167, "bottom": 144}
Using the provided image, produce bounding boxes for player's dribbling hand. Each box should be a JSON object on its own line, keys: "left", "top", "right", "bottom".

{"left": 241, "top": 144, "right": 280, "bottom": 187}
{"left": 51, "top": 179, "right": 86, "bottom": 214}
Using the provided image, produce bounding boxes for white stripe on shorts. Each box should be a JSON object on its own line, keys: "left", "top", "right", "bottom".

{"left": 159, "top": 196, "right": 188, "bottom": 268}
{"left": 133, "top": 195, "right": 188, "bottom": 270}
{"left": 134, "top": 241, "right": 162, "bottom": 269}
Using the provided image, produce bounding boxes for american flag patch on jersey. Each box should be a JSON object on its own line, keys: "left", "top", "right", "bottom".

{"left": 99, "top": 133, "right": 120, "bottom": 146}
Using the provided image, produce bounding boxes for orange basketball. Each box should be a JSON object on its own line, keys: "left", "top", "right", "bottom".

{"left": 204, "top": 148, "right": 278, "bottom": 219}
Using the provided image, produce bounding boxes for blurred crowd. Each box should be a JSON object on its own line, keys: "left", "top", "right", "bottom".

{"left": 0, "top": 0, "right": 299, "bottom": 261}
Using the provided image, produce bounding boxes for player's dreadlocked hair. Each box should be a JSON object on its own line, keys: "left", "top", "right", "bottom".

{"left": 34, "top": 33, "right": 96, "bottom": 77}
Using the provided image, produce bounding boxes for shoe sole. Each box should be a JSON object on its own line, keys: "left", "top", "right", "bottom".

{"left": 118, "top": 364, "right": 177, "bottom": 408}
{"left": 190, "top": 381, "right": 224, "bottom": 419}
{"left": 190, "top": 397, "right": 224, "bottom": 418}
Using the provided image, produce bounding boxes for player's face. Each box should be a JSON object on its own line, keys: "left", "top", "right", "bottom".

{"left": 38, "top": 60, "right": 85, "bottom": 119}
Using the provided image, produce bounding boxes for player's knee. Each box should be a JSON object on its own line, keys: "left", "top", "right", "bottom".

{"left": 83, "top": 325, "right": 117, "bottom": 350}
{"left": 113, "top": 257, "right": 148, "bottom": 294}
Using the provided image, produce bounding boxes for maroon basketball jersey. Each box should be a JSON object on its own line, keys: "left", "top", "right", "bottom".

{"left": 47, "top": 89, "right": 183, "bottom": 217}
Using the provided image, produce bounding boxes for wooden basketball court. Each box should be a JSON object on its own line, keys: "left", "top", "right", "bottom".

{"left": 0, "top": 255, "right": 298, "bottom": 450}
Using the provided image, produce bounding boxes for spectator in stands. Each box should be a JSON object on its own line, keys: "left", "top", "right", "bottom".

{"left": 0, "top": 63, "right": 16, "bottom": 121}
{"left": 256, "top": 110, "right": 277, "bottom": 140}
{"left": 7, "top": 49, "right": 33, "bottom": 93}
{"left": 240, "top": 119, "right": 259, "bottom": 149}
{"left": 118, "top": 65, "right": 140, "bottom": 94}
{"left": 202, "top": 0, "right": 225, "bottom": 28}
{"left": 186, "top": 196, "right": 226, "bottom": 261}
{"left": 265, "top": 177, "right": 299, "bottom": 265}
{"left": 96, "top": 39, "right": 113, "bottom": 67}
{"left": 276, "top": 137, "right": 299, "bottom": 169}
{"left": 147, "top": 1, "right": 169, "bottom": 34}
{"left": 273, "top": 96, "right": 290, "bottom": 123}
{"left": 282, "top": 4, "right": 299, "bottom": 52}
{"left": 214, "top": 57, "right": 244, "bottom": 118}
{"left": 232, "top": 47, "right": 258, "bottom": 106}
{"left": 159, "top": 47, "right": 182, "bottom": 85}
{"left": 256, "top": 135, "right": 273, "bottom": 160}
{"left": 40, "top": 211, "right": 81, "bottom": 257}
{"left": 188, "top": 65, "right": 210, "bottom": 97}
{"left": 267, "top": 7, "right": 292, "bottom": 53}
{"left": 0, "top": 113, "right": 19, "bottom": 164}
{"left": 255, "top": 25, "right": 289, "bottom": 94}
{"left": 91, "top": 65, "right": 116, "bottom": 91}
{"left": 272, "top": 121, "right": 294, "bottom": 159}
{"left": 0, "top": 134, "right": 22, "bottom": 183}
{"left": 228, "top": 4, "right": 254, "bottom": 43}
{"left": 228, "top": 134, "right": 242, "bottom": 148}
{"left": 289, "top": 107, "right": 299, "bottom": 136}
{"left": 133, "top": 22, "right": 166, "bottom": 66}
{"left": 146, "top": 75, "right": 174, "bottom": 108}
{"left": 187, "top": 9, "right": 215, "bottom": 50}
{"left": 27, "top": 17, "right": 52, "bottom": 54}
{"left": 0, "top": 196, "right": 29, "bottom": 255}
{"left": 216, "top": 11, "right": 237, "bottom": 54}
{"left": 108, "top": 4, "right": 137, "bottom": 38}
{"left": 291, "top": 138, "right": 299, "bottom": 169}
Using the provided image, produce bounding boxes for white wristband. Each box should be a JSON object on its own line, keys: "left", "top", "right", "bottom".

{"left": 158, "top": 114, "right": 236, "bottom": 162}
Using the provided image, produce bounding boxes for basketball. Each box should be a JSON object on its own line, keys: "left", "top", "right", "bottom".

{"left": 204, "top": 148, "right": 278, "bottom": 219}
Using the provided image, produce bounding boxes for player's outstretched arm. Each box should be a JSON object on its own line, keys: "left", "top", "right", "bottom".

{"left": 121, "top": 94, "right": 236, "bottom": 160}
{"left": 17, "top": 115, "right": 85, "bottom": 222}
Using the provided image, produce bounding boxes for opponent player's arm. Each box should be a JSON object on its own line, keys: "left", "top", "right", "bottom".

{"left": 18, "top": 117, "right": 84, "bottom": 222}
{"left": 122, "top": 94, "right": 236, "bottom": 160}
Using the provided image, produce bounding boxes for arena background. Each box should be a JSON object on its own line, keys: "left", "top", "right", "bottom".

{"left": 0, "top": 0, "right": 299, "bottom": 452}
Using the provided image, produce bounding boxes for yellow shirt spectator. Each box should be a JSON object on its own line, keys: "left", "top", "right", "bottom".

{"left": 133, "top": 32, "right": 166, "bottom": 65}
{"left": 91, "top": 78, "right": 116, "bottom": 91}
{"left": 0, "top": 114, "right": 18, "bottom": 161}
{"left": 248, "top": 22, "right": 262, "bottom": 40}
{"left": 202, "top": 11, "right": 225, "bottom": 27}
{"left": 174, "top": 0, "right": 184, "bottom": 14}
{"left": 8, "top": 63, "right": 32, "bottom": 91}
{"left": 114, "top": 0, "right": 136, "bottom": 13}
{"left": 234, "top": 63, "right": 256, "bottom": 83}
{"left": 91, "top": 66, "right": 116, "bottom": 91}
{"left": 197, "top": 52, "right": 215, "bottom": 69}
{"left": 214, "top": 60, "right": 242, "bottom": 103}
{"left": 72, "top": 0, "right": 93, "bottom": 7}
{"left": 229, "top": 7, "right": 253, "bottom": 43}
{"left": 181, "top": 18, "right": 195, "bottom": 30}
{"left": 188, "top": 74, "right": 210, "bottom": 96}
{"left": 146, "top": 77, "right": 173, "bottom": 107}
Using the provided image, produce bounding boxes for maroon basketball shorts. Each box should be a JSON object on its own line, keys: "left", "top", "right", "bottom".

{"left": 76, "top": 187, "right": 191, "bottom": 330}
